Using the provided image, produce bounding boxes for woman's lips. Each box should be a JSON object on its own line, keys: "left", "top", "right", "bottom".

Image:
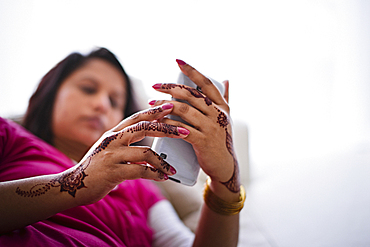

{"left": 84, "top": 116, "right": 105, "bottom": 130}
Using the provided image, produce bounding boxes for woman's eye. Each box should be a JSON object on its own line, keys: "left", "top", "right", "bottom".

{"left": 109, "top": 97, "right": 118, "bottom": 108}
{"left": 81, "top": 86, "right": 96, "bottom": 94}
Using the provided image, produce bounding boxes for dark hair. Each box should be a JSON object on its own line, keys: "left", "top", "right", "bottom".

{"left": 23, "top": 47, "right": 139, "bottom": 145}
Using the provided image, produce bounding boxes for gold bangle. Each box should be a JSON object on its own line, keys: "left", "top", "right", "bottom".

{"left": 203, "top": 178, "right": 246, "bottom": 216}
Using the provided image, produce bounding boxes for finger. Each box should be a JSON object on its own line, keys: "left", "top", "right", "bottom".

{"left": 152, "top": 83, "right": 214, "bottom": 117}
{"left": 122, "top": 163, "right": 169, "bottom": 181}
{"left": 149, "top": 100, "right": 210, "bottom": 131}
{"left": 120, "top": 121, "right": 190, "bottom": 145}
{"left": 112, "top": 103, "right": 174, "bottom": 132}
{"left": 157, "top": 117, "right": 204, "bottom": 146}
{"left": 117, "top": 146, "right": 177, "bottom": 175}
{"left": 149, "top": 99, "right": 166, "bottom": 107}
{"left": 223, "top": 80, "right": 229, "bottom": 103}
{"left": 175, "top": 59, "right": 226, "bottom": 106}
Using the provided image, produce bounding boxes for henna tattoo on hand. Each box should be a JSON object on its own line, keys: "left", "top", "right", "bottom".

{"left": 15, "top": 134, "right": 119, "bottom": 198}
{"left": 15, "top": 180, "right": 59, "bottom": 197}
{"left": 214, "top": 106, "right": 240, "bottom": 193}
{"left": 220, "top": 130, "right": 240, "bottom": 193}
{"left": 216, "top": 108, "right": 229, "bottom": 128}
{"left": 159, "top": 81, "right": 239, "bottom": 191}
{"left": 16, "top": 162, "right": 89, "bottom": 198}
{"left": 58, "top": 163, "right": 88, "bottom": 196}
{"left": 161, "top": 84, "right": 212, "bottom": 106}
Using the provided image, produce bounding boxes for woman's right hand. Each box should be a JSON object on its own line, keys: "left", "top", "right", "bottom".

{"left": 60, "top": 103, "right": 190, "bottom": 205}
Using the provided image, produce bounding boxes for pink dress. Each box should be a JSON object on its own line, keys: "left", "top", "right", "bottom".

{"left": 0, "top": 117, "right": 164, "bottom": 246}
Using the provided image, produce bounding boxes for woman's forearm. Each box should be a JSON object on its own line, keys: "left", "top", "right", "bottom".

{"left": 192, "top": 180, "right": 241, "bottom": 247}
{"left": 0, "top": 172, "right": 81, "bottom": 234}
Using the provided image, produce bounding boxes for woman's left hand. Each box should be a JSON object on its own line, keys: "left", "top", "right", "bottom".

{"left": 151, "top": 60, "right": 240, "bottom": 195}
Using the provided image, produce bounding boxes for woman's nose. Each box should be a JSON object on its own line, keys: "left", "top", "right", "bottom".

{"left": 93, "top": 93, "right": 111, "bottom": 113}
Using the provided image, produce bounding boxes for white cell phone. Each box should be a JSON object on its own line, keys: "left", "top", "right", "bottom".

{"left": 151, "top": 72, "right": 225, "bottom": 186}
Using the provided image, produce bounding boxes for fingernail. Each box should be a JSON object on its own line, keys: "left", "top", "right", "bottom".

{"left": 163, "top": 174, "right": 169, "bottom": 180}
{"left": 148, "top": 100, "right": 156, "bottom": 105}
{"left": 176, "top": 59, "right": 187, "bottom": 66}
{"left": 152, "top": 83, "right": 162, "bottom": 89}
{"left": 178, "top": 127, "right": 190, "bottom": 136}
{"left": 162, "top": 103, "right": 174, "bottom": 110}
{"left": 170, "top": 166, "right": 177, "bottom": 175}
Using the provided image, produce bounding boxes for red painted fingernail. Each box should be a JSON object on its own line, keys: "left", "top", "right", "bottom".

{"left": 163, "top": 174, "right": 169, "bottom": 180}
{"left": 162, "top": 103, "right": 174, "bottom": 110}
{"left": 170, "top": 166, "right": 177, "bottom": 174}
{"left": 148, "top": 100, "right": 156, "bottom": 105}
{"left": 176, "top": 59, "right": 186, "bottom": 66}
{"left": 152, "top": 83, "right": 162, "bottom": 89}
{"left": 178, "top": 127, "right": 190, "bottom": 136}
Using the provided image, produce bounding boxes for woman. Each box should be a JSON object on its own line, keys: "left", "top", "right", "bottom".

{"left": 23, "top": 48, "right": 141, "bottom": 153}
{"left": 0, "top": 48, "right": 245, "bottom": 246}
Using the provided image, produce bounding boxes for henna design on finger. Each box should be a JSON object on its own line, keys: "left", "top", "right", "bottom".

{"left": 91, "top": 134, "right": 119, "bottom": 156}
{"left": 143, "top": 149, "right": 171, "bottom": 172}
{"left": 143, "top": 106, "right": 164, "bottom": 115}
{"left": 186, "top": 87, "right": 212, "bottom": 106}
{"left": 130, "top": 106, "right": 164, "bottom": 120}
{"left": 161, "top": 84, "right": 212, "bottom": 106}
{"left": 125, "top": 122, "right": 179, "bottom": 135}
{"left": 144, "top": 166, "right": 166, "bottom": 180}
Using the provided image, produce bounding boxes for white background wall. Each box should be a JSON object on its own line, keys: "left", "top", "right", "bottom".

{"left": 0, "top": 0, "right": 369, "bottom": 179}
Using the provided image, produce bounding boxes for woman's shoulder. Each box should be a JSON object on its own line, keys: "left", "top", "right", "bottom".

{"left": 0, "top": 117, "right": 74, "bottom": 181}
{"left": 0, "top": 117, "right": 45, "bottom": 146}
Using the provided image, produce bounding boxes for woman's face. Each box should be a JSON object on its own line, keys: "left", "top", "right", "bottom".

{"left": 52, "top": 58, "right": 127, "bottom": 148}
